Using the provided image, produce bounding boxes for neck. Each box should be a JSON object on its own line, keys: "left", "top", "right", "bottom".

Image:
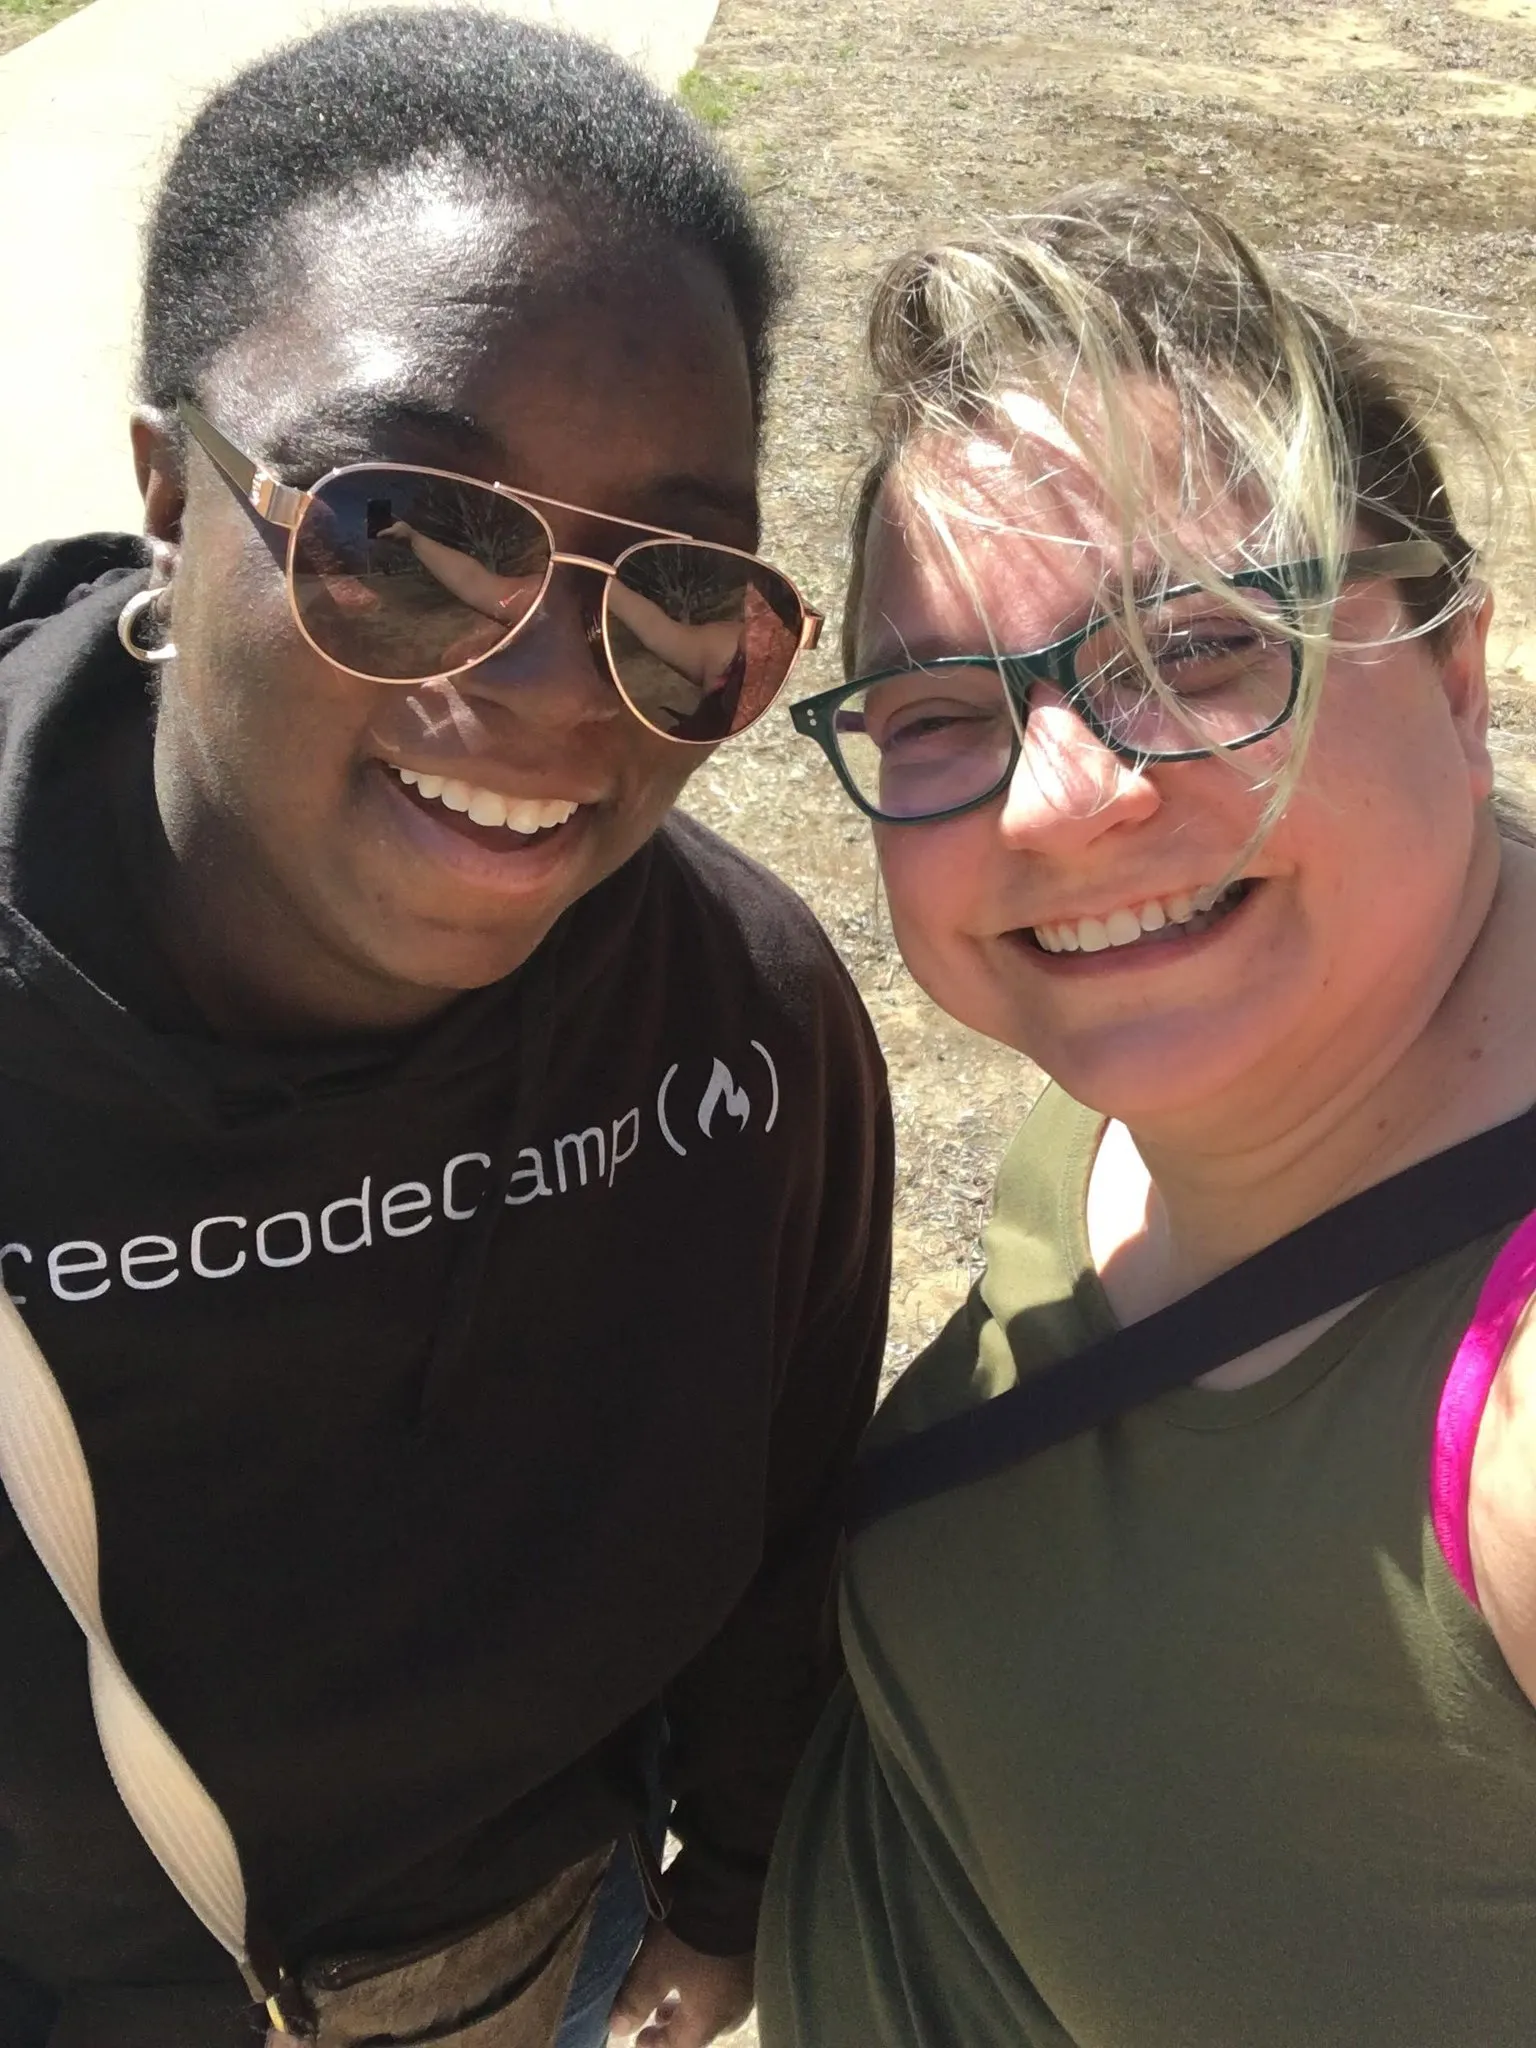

{"left": 1091, "top": 829, "right": 1536, "bottom": 1319}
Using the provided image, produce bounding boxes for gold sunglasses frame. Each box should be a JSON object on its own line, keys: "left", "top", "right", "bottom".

{"left": 175, "top": 399, "right": 823, "bottom": 745}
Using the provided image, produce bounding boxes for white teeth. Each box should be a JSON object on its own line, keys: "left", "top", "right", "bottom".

{"left": 390, "top": 765, "right": 581, "bottom": 835}
{"left": 467, "top": 788, "right": 507, "bottom": 828}
{"left": 1032, "top": 885, "right": 1245, "bottom": 956}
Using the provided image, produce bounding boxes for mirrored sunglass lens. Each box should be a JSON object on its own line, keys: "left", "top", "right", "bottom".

{"left": 607, "top": 543, "right": 801, "bottom": 741}
{"left": 1071, "top": 588, "right": 1294, "bottom": 754}
{"left": 834, "top": 665, "right": 1016, "bottom": 819}
{"left": 291, "top": 469, "right": 550, "bottom": 681}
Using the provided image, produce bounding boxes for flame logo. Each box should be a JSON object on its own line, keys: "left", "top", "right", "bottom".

{"left": 698, "top": 1058, "right": 751, "bottom": 1138}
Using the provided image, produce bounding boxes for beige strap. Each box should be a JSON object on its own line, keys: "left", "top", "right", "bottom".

{"left": 0, "top": 1287, "right": 253, "bottom": 1969}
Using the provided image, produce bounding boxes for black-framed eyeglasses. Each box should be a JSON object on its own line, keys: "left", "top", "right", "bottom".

{"left": 790, "top": 540, "right": 1449, "bottom": 824}
{"left": 175, "top": 399, "right": 823, "bottom": 746}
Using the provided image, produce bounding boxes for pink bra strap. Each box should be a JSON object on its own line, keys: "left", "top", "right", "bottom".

{"left": 1432, "top": 1211, "right": 1536, "bottom": 1605}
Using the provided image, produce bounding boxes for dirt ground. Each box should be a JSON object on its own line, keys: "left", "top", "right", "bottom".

{"left": 680, "top": 0, "right": 1536, "bottom": 1391}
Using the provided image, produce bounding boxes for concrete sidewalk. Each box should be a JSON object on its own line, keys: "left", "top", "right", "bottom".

{"left": 0, "top": 0, "right": 718, "bottom": 555}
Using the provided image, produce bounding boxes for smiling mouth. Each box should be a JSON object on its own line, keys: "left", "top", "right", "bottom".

{"left": 1028, "top": 879, "right": 1256, "bottom": 956}
{"left": 386, "top": 764, "right": 587, "bottom": 843}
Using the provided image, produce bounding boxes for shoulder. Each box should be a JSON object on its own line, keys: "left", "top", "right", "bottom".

{"left": 0, "top": 535, "right": 148, "bottom": 655}
{"left": 654, "top": 812, "right": 843, "bottom": 964}
{"left": 652, "top": 812, "right": 882, "bottom": 1057}
{"left": 866, "top": 1085, "right": 1104, "bottom": 1450}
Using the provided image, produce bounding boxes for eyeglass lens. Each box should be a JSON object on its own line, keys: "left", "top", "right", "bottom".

{"left": 1069, "top": 585, "right": 1294, "bottom": 754}
{"left": 292, "top": 469, "right": 550, "bottom": 683}
{"left": 837, "top": 585, "right": 1295, "bottom": 819}
{"left": 606, "top": 541, "right": 803, "bottom": 742}
{"left": 291, "top": 468, "right": 802, "bottom": 740}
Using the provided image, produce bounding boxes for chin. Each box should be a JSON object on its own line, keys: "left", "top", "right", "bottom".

{"left": 382, "top": 924, "right": 559, "bottom": 995}
{"left": 1027, "top": 1013, "right": 1287, "bottom": 1123}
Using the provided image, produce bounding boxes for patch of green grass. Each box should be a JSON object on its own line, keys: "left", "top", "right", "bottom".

{"left": 677, "top": 67, "right": 764, "bottom": 129}
{"left": 0, "top": 0, "right": 89, "bottom": 55}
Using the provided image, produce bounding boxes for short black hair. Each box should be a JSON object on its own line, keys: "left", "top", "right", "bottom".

{"left": 139, "top": 7, "right": 783, "bottom": 425}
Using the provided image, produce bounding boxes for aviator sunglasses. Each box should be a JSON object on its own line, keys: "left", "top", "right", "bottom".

{"left": 174, "top": 400, "right": 823, "bottom": 745}
{"left": 791, "top": 540, "right": 1449, "bottom": 822}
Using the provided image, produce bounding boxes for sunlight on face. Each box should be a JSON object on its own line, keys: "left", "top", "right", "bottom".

{"left": 861, "top": 395, "right": 1496, "bottom": 1133}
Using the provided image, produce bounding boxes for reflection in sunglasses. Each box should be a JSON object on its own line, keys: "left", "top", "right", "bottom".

{"left": 374, "top": 518, "right": 749, "bottom": 736}
{"left": 178, "top": 397, "right": 822, "bottom": 738}
{"left": 605, "top": 581, "right": 742, "bottom": 691}
{"left": 375, "top": 520, "right": 539, "bottom": 622}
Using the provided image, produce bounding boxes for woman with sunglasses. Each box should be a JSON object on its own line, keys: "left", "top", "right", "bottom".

{"left": 758, "top": 184, "right": 1536, "bottom": 2046}
{"left": 0, "top": 13, "right": 892, "bottom": 2048}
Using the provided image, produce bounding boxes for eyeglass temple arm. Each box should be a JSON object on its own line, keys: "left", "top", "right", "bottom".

{"left": 801, "top": 613, "right": 823, "bottom": 651}
{"left": 1338, "top": 539, "right": 1449, "bottom": 581}
{"left": 175, "top": 399, "right": 309, "bottom": 530}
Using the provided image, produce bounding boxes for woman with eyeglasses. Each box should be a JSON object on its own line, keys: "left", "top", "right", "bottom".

{"left": 757, "top": 184, "right": 1536, "bottom": 2046}
{"left": 0, "top": 12, "right": 893, "bottom": 2048}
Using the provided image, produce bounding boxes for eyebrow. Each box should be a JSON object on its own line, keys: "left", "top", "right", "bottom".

{"left": 856, "top": 561, "right": 1202, "bottom": 675}
{"left": 261, "top": 387, "right": 760, "bottom": 535}
{"left": 262, "top": 389, "right": 493, "bottom": 474}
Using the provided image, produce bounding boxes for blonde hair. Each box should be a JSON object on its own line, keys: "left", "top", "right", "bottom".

{"left": 846, "top": 182, "right": 1498, "bottom": 824}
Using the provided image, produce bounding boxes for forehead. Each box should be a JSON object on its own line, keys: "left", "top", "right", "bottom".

{"left": 854, "top": 388, "right": 1257, "bottom": 668}
{"left": 205, "top": 171, "right": 757, "bottom": 521}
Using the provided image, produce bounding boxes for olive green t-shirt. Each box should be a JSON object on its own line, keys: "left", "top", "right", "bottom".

{"left": 758, "top": 1086, "right": 1536, "bottom": 2048}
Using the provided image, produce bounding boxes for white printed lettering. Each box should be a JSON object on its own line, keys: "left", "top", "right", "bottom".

{"left": 554, "top": 1128, "right": 605, "bottom": 1193}
{"left": 191, "top": 1216, "right": 247, "bottom": 1279}
{"left": 256, "top": 1211, "right": 312, "bottom": 1270}
{"left": 381, "top": 1181, "right": 433, "bottom": 1238}
{"left": 49, "top": 1240, "right": 110, "bottom": 1302}
{"left": 6, "top": 1060, "right": 781, "bottom": 1308}
{"left": 609, "top": 1109, "right": 640, "bottom": 1187}
{"left": 321, "top": 1177, "right": 372, "bottom": 1255}
{"left": 505, "top": 1145, "right": 553, "bottom": 1207}
{"left": 121, "top": 1235, "right": 179, "bottom": 1291}
{"left": 0, "top": 1242, "right": 32, "bottom": 1306}
{"left": 657, "top": 1063, "right": 686, "bottom": 1157}
{"left": 750, "top": 1040, "right": 781, "bottom": 1132}
{"left": 698, "top": 1058, "right": 751, "bottom": 1138}
{"left": 443, "top": 1152, "right": 490, "bottom": 1221}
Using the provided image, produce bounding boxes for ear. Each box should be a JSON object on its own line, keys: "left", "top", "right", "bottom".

{"left": 1438, "top": 584, "right": 1495, "bottom": 804}
{"left": 129, "top": 407, "right": 186, "bottom": 556}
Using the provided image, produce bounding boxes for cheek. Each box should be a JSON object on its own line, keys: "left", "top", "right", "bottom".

{"left": 1284, "top": 675, "right": 1476, "bottom": 931}
{"left": 167, "top": 536, "right": 378, "bottom": 824}
{"left": 877, "top": 824, "right": 989, "bottom": 972}
{"left": 628, "top": 741, "right": 700, "bottom": 829}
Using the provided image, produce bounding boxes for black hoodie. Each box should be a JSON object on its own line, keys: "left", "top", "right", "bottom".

{"left": 0, "top": 539, "right": 892, "bottom": 2044}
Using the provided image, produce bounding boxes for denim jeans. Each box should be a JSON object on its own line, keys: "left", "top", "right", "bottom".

{"left": 552, "top": 1837, "right": 655, "bottom": 2048}
{"left": 555, "top": 1718, "right": 669, "bottom": 2048}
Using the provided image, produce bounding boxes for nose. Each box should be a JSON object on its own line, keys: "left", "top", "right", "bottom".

{"left": 458, "top": 562, "right": 627, "bottom": 735}
{"left": 998, "top": 683, "right": 1162, "bottom": 850}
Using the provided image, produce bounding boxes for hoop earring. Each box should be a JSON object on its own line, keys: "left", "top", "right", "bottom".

{"left": 117, "top": 586, "right": 177, "bottom": 665}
